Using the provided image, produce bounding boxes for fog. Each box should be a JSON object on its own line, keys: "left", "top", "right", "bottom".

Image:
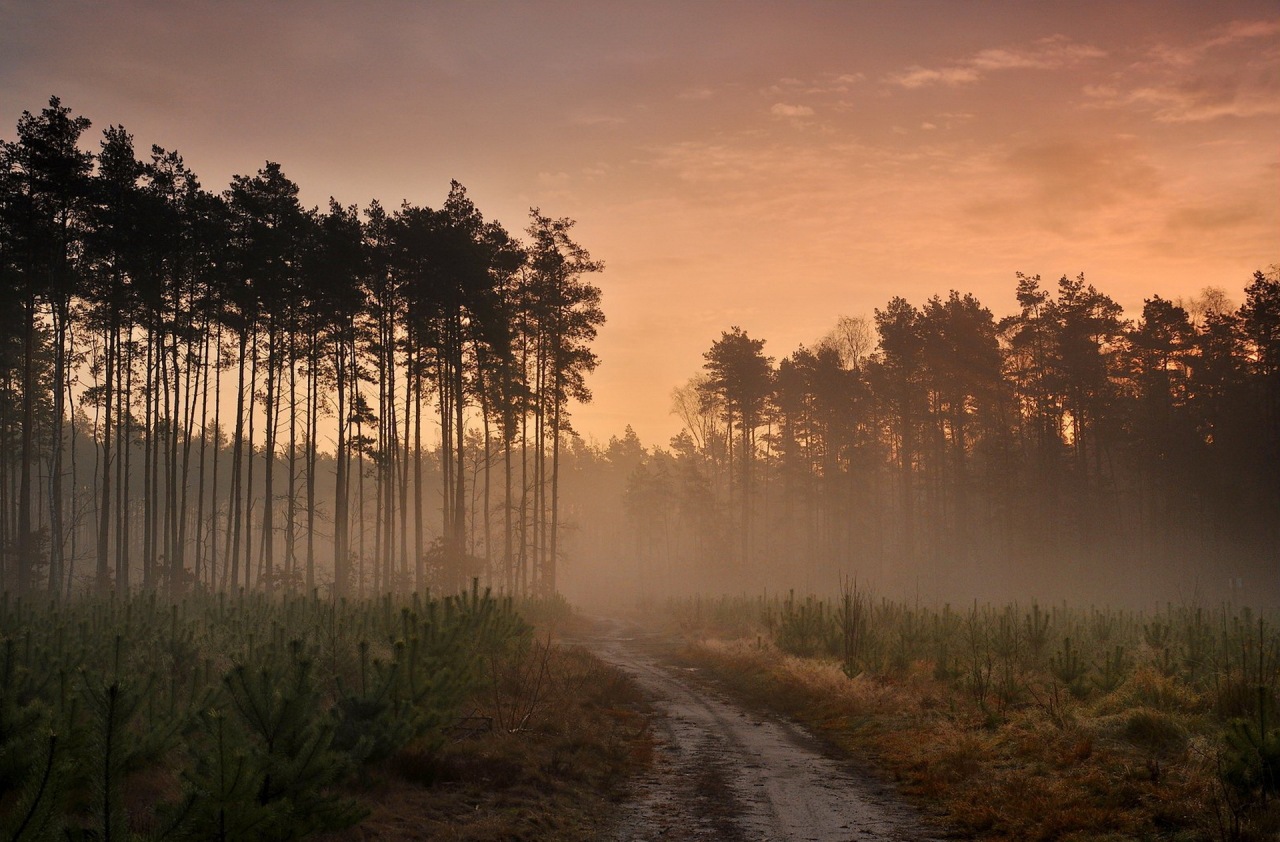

{"left": 2, "top": 96, "right": 1275, "bottom": 609}
{"left": 558, "top": 277, "right": 1280, "bottom": 612}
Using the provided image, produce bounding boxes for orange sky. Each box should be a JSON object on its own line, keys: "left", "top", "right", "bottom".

{"left": 3, "top": 1, "right": 1277, "bottom": 448}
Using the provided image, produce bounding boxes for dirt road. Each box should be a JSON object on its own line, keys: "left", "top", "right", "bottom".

{"left": 585, "top": 624, "right": 946, "bottom": 842}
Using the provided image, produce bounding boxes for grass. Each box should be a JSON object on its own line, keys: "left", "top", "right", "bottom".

{"left": 320, "top": 636, "right": 654, "bottom": 841}
{"left": 658, "top": 594, "right": 1280, "bottom": 842}
{"left": 0, "top": 591, "right": 653, "bottom": 841}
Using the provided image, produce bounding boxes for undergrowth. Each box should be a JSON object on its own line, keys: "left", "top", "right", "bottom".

{"left": 0, "top": 585, "right": 648, "bottom": 841}
{"left": 666, "top": 591, "right": 1280, "bottom": 841}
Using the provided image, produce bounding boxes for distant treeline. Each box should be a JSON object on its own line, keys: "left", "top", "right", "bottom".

{"left": 611, "top": 270, "right": 1280, "bottom": 604}
{"left": 0, "top": 96, "right": 604, "bottom": 597}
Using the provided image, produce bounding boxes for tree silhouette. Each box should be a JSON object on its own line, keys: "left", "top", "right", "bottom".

{"left": 3, "top": 96, "right": 92, "bottom": 594}
{"left": 523, "top": 210, "right": 604, "bottom": 594}
{"left": 700, "top": 327, "right": 772, "bottom": 569}
{"left": 0, "top": 96, "right": 615, "bottom": 599}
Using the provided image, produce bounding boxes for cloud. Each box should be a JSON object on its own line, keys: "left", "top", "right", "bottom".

{"left": 886, "top": 34, "right": 1105, "bottom": 88}
{"left": 537, "top": 170, "right": 571, "bottom": 187}
{"left": 572, "top": 114, "right": 627, "bottom": 127}
{"left": 809, "top": 72, "right": 866, "bottom": 94}
{"left": 762, "top": 72, "right": 865, "bottom": 99}
{"left": 890, "top": 66, "right": 981, "bottom": 89}
{"left": 961, "top": 139, "right": 1164, "bottom": 238}
{"left": 678, "top": 86, "right": 715, "bottom": 101}
{"left": 1086, "top": 18, "right": 1280, "bottom": 122}
{"left": 1147, "top": 18, "right": 1280, "bottom": 66}
{"left": 771, "top": 102, "right": 814, "bottom": 118}
{"left": 1006, "top": 139, "right": 1160, "bottom": 204}
{"left": 1166, "top": 200, "right": 1260, "bottom": 233}
{"left": 1109, "top": 82, "right": 1280, "bottom": 122}
{"left": 640, "top": 137, "right": 892, "bottom": 218}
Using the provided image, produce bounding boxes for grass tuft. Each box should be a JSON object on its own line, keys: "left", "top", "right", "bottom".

{"left": 667, "top": 594, "right": 1280, "bottom": 841}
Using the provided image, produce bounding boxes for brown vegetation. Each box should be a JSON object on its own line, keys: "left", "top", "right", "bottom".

{"left": 668, "top": 604, "right": 1280, "bottom": 842}
{"left": 322, "top": 644, "right": 652, "bottom": 841}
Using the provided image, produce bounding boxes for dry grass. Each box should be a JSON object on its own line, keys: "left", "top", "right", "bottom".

{"left": 682, "top": 635, "right": 1253, "bottom": 842}
{"left": 319, "top": 643, "right": 653, "bottom": 841}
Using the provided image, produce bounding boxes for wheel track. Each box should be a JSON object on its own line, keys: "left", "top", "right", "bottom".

{"left": 583, "top": 622, "right": 948, "bottom": 842}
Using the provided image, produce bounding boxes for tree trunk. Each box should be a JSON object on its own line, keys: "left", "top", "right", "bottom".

{"left": 243, "top": 334, "right": 258, "bottom": 591}
{"left": 332, "top": 333, "right": 349, "bottom": 596}
{"left": 17, "top": 294, "right": 37, "bottom": 595}
{"left": 260, "top": 327, "right": 277, "bottom": 590}
{"left": 226, "top": 329, "right": 247, "bottom": 592}
{"left": 96, "top": 322, "right": 115, "bottom": 592}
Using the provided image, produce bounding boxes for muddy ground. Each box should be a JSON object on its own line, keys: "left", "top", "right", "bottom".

{"left": 582, "top": 622, "right": 949, "bottom": 842}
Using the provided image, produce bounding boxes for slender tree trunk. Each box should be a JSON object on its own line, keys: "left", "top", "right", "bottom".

{"left": 194, "top": 322, "right": 212, "bottom": 589}
{"left": 305, "top": 333, "right": 318, "bottom": 593}
{"left": 117, "top": 332, "right": 135, "bottom": 593}
{"left": 96, "top": 322, "right": 115, "bottom": 592}
{"left": 48, "top": 300, "right": 70, "bottom": 595}
{"left": 175, "top": 310, "right": 199, "bottom": 594}
{"left": 260, "top": 327, "right": 277, "bottom": 590}
{"left": 142, "top": 331, "right": 155, "bottom": 589}
{"left": 548, "top": 386, "right": 562, "bottom": 597}
{"left": 381, "top": 314, "right": 395, "bottom": 593}
{"left": 226, "top": 329, "right": 247, "bottom": 592}
{"left": 453, "top": 328, "right": 467, "bottom": 589}
{"left": 286, "top": 341, "right": 298, "bottom": 588}
{"left": 157, "top": 324, "right": 175, "bottom": 592}
{"left": 243, "top": 333, "right": 258, "bottom": 591}
{"left": 352, "top": 338, "right": 365, "bottom": 597}
{"left": 65, "top": 356, "right": 80, "bottom": 599}
{"left": 480, "top": 371, "right": 492, "bottom": 587}
{"left": 532, "top": 335, "right": 546, "bottom": 593}
{"left": 17, "top": 294, "right": 37, "bottom": 595}
{"left": 437, "top": 356, "right": 451, "bottom": 588}
{"left": 503, "top": 418, "right": 514, "bottom": 594}
{"left": 399, "top": 343, "right": 412, "bottom": 591}
{"left": 413, "top": 353, "right": 424, "bottom": 593}
{"left": 518, "top": 398, "right": 529, "bottom": 597}
{"left": 209, "top": 326, "right": 224, "bottom": 591}
{"left": 332, "top": 333, "right": 349, "bottom": 596}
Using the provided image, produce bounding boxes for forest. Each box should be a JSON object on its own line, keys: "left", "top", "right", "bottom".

{"left": 0, "top": 96, "right": 604, "bottom": 601}
{"left": 2, "top": 94, "right": 1278, "bottom": 609}
{"left": 3, "top": 91, "right": 1280, "bottom": 840}
{"left": 596, "top": 267, "right": 1280, "bottom": 606}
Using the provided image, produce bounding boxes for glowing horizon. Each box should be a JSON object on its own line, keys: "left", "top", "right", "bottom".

{"left": 3, "top": 1, "right": 1276, "bottom": 448}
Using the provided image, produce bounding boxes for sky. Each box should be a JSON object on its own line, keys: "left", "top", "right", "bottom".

{"left": 2, "top": 0, "right": 1277, "bottom": 448}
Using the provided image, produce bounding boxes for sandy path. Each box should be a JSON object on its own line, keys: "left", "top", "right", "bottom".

{"left": 584, "top": 623, "right": 946, "bottom": 842}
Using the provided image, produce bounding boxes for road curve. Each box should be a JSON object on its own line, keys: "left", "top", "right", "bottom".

{"left": 583, "top": 623, "right": 946, "bottom": 842}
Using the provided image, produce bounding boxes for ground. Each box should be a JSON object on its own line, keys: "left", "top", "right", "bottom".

{"left": 582, "top": 620, "right": 945, "bottom": 842}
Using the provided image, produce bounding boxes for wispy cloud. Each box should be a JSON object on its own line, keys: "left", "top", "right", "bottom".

{"left": 762, "top": 72, "right": 865, "bottom": 98}
{"left": 536, "top": 170, "right": 571, "bottom": 187}
{"left": 572, "top": 114, "right": 627, "bottom": 127}
{"left": 887, "top": 35, "right": 1105, "bottom": 88}
{"left": 1145, "top": 18, "right": 1280, "bottom": 67}
{"left": 1086, "top": 80, "right": 1280, "bottom": 122}
{"left": 959, "top": 138, "right": 1167, "bottom": 239}
{"left": 1166, "top": 199, "right": 1261, "bottom": 233}
{"left": 678, "top": 86, "right": 715, "bottom": 101}
{"left": 890, "top": 65, "right": 981, "bottom": 88}
{"left": 1086, "top": 18, "right": 1280, "bottom": 122}
{"left": 771, "top": 102, "right": 814, "bottom": 118}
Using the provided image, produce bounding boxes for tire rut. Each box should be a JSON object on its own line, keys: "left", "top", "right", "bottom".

{"left": 583, "top": 623, "right": 947, "bottom": 842}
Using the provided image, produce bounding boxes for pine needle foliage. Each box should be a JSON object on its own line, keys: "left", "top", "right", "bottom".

{"left": 0, "top": 585, "right": 528, "bottom": 840}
